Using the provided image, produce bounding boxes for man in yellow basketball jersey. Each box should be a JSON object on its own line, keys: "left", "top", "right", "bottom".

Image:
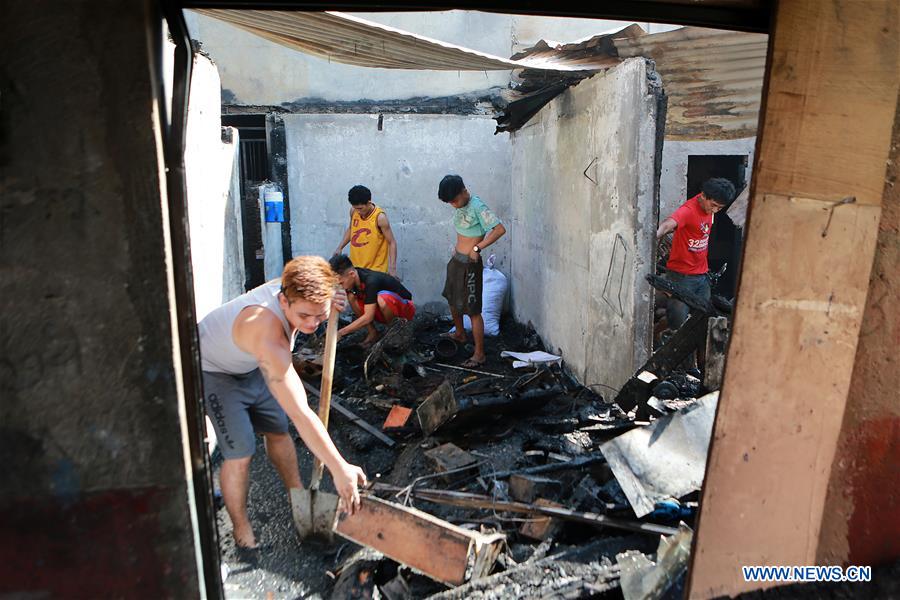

{"left": 333, "top": 185, "right": 398, "bottom": 278}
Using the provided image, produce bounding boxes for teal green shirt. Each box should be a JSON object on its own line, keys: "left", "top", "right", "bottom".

{"left": 453, "top": 195, "right": 501, "bottom": 237}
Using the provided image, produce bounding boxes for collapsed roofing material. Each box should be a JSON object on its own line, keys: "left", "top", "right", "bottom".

{"left": 197, "top": 12, "right": 765, "bottom": 138}
{"left": 497, "top": 26, "right": 766, "bottom": 135}
{"left": 615, "top": 27, "right": 767, "bottom": 140}
{"left": 600, "top": 392, "right": 719, "bottom": 518}
{"left": 494, "top": 24, "right": 646, "bottom": 133}
{"left": 196, "top": 9, "right": 594, "bottom": 72}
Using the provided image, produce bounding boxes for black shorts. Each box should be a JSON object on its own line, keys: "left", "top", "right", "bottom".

{"left": 442, "top": 252, "right": 483, "bottom": 315}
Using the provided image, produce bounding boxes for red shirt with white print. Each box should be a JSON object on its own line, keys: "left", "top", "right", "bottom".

{"left": 666, "top": 194, "right": 713, "bottom": 275}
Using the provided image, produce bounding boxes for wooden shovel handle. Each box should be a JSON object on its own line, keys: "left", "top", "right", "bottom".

{"left": 310, "top": 298, "right": 340, "bottom": 489}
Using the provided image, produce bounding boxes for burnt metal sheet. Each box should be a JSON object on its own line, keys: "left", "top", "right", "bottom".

{"left": 197, "top": 9, "right": 593, "bottom": 71}
{"left": 600, "top": 391, "right": 719, "bottom": 518}
{"left": 615, "top": 27, "right": 767, "bottom": 140}
{"left": 498, "top": 25, "right": 765, "bottom": 137}
{"left": 199, "top": 11, "right": 765, "bottom": 139}
{"left": 494, "top": 24, "right": 645, "bottom": 133}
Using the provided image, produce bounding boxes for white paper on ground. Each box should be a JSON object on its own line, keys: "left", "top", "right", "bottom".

{"left": 500, "top": 350, "right": 562, "bottom": 369}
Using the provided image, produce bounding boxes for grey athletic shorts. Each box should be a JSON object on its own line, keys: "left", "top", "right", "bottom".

{"left": 202, "top": 369, "right": 289, "bottom": 459}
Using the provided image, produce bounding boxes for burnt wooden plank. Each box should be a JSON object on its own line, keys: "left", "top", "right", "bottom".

{"left": 334, "top": 495, "right": 504, "bottom": 586}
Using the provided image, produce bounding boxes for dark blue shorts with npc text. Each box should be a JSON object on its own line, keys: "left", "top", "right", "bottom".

{"left": 202, "top": 369, "right": 289, "bottom": 459}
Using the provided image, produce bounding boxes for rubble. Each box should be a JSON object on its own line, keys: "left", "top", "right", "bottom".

{"left": 416, "top": 375, "right": 566, "bottom": 435}
{"left": 601, "top": 392, "right": 718, "bottom": 517}
{"left": 210, "top": 313, "right": 721, "bottom": 597}
{"left": 304, "top": 381, "right": 397, "bottom": 448}
{"left": 617, "top": 523, "right": 693, "bottom": 600}
{"left": 508, "top": 474, "right": 563, "bottom": 503}
{"left": 424, "top": 443, "right": 480, "bottom": 484}
{"left": 427, "top": 536, "right": 659, "bottom": 600}
{"left": 615, "top": 273, "right": 732, "bottom": 418}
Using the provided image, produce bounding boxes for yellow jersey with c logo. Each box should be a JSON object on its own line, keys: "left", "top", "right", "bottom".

{"left": 349, "top": 205, "right": 389, "bottom": 273}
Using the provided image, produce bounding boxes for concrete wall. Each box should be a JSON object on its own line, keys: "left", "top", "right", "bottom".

{"left": 284, "top": 113, "right": 511, "bottom": 309}
{"left": 659, "top": 137, "right": 756, "bottom": 219}
{"left": 509, "top": 58, "right": 659, "bottom": 390}
{"left": 0, "top": 1, "right": 201, "bottom": 596}
{"left": 184, "top": 10, "right": 679, "bottom": 105}
{"left": 185, "top": 51, "right": 245, "bottom": 319}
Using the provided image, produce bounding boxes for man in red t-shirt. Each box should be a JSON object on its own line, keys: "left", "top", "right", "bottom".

{"left": 656, "top": 178, "right": 736, "bottom": 329}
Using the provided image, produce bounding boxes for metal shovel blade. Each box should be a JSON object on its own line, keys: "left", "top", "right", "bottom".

{"left": 291, "top": 487, "right": 340, "bottom": 539}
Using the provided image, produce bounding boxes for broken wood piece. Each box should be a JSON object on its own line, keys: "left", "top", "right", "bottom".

{"left": 379, "top": 572, "right": 412, "bottom": 600}
{"left": 424, "top": 443, "right": 479, "bottom": 484}
{"left": 417, "top": 380, "right": 567, "bottom": 435}
{"left": 524, "top": 536, "right": 555, "bottom": 564}
{"left": 383, "top": 405, "right": 413, "bottom": 430}
{"left": 615, "top": 310, "right": 710, "bottom": 413}
{"left": 416, "top": 380, "right": 456, "bottom": 435}
{"left": 334, "top": 494, "right": 505, "bottom": 586}
{"left": 703, "top": 316, "right": 729, "bottom": 391}
{"left": 303, "top": 381, "right": 396, "bottom": 447}
{"left": 518, "top": 498, "right": 563, "bottom": 540}
{"left": 370, "top": 486, "right": 678, "bottom": 537}
{"left": 508, "top": 474, "right": 563, "bottom": 504}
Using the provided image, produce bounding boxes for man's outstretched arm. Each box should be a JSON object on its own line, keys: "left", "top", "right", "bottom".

{"left": 334, "top": 226, "right": 352, "bottom": 256}
{"left": 235, "top": 308, "right": 366, "bottom": 513}
{"left": 334, "top": 207, "right": 354, "bottom": 256}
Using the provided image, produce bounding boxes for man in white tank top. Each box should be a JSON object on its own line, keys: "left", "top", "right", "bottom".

{"left": 199, "top": 256, "right": 366, "bottom": 549}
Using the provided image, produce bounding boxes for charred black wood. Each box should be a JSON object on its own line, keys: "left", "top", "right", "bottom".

{"left": 615, "top": 311, "right": 710, "bottom": 413}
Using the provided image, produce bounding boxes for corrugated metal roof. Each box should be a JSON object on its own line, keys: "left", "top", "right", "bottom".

{"left": 197, "top": 9, "right": 593, "bottom": 72}
{"left": 494, "top": 25, "right": 645, "bottom": 133}
{"left": 197, "top": 11, "right": 766, "bottom": 140}
{"left": 614, "top": 27, "right": 767, "bottom": 140}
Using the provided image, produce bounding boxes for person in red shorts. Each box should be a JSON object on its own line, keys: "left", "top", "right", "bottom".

{"left": 656, "top": 177, "right": 736, "bottom": 329}
{"left": 329, "top": 253, "right": 416, "bottom": 347}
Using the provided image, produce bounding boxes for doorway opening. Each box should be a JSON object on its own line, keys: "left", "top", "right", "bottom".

{"left": 222, "top": 113, "right": 269, "bottom": 290}
{"left": 686, "top": 154, "right": 748, "bottom": 299}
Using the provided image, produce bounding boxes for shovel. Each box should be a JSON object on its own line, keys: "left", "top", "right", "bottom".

{"left": 291, "top": 304, "right": 341, "bottom": 539}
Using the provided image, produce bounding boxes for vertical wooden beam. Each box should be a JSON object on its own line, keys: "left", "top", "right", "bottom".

{"left": 817, "top": 92, "right": 900, "bottom": 568}
{"left": 688, "top": 1, "right": 899, "bottom": 597}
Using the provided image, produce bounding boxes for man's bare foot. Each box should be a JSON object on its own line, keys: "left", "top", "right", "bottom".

{"left": 233, "top": 523, "right": 258, "bottom": 549}
{"left": 360, "top": 334, "right": 381, "bottom": 349}
{"left": 441, "top": 331, "right": 468, "bottom": 343}
{"left": 461, "top": 354, "right": 486, "bottom": 368}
